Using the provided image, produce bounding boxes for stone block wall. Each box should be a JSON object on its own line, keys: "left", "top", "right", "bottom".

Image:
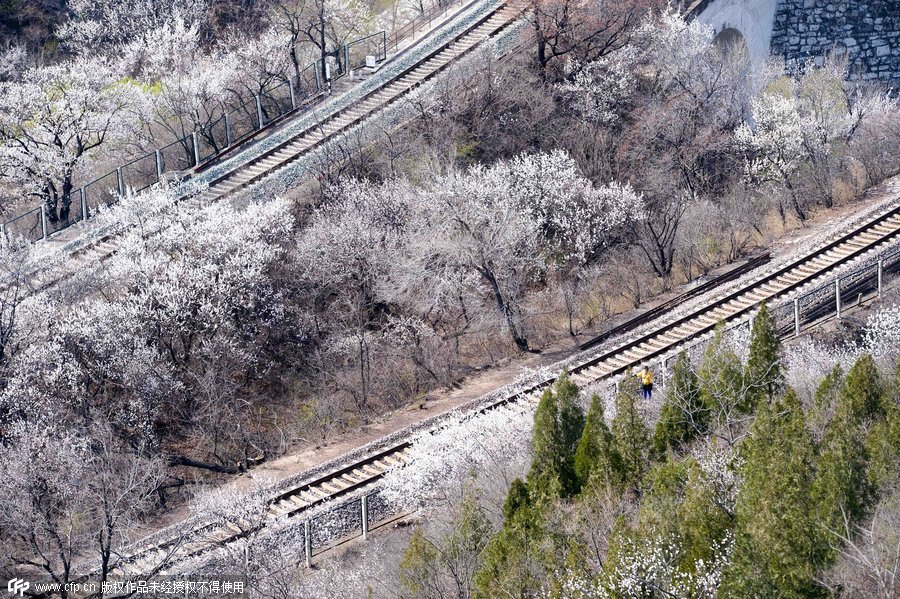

{"left": 771, "top": 0, "right": 900, "bottom": 86}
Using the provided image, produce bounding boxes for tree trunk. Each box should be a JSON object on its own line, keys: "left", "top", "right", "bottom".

{"left": 478, "top": 263, "right": 531, "bottom": 352}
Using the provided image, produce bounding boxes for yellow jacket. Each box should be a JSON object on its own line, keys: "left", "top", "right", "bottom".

{"left": 636, "top": 370, "right": 653, "bottom": 386}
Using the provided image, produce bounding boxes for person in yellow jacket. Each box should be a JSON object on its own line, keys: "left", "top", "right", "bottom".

{"left": 635, "top": 366, "right": 654, "bottom": 400}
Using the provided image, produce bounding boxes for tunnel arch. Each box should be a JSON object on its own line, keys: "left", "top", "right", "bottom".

{"left": 694, "top": 0, "right": 778, "bottom": 65}
{"left": 714, "top": 27, "right": 750, "bottom": 57}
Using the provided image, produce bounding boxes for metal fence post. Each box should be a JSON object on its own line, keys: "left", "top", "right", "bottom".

{"left": 78, "top": 188, "right": 87, "bottom": 221}
{"left": 289, "top": 77, "right": 297, "bottom": 109}
{"left": 835, "top": 278, "right": 841, "bottom": 318}
{"left": 155, "top": 150, "right": 163, "bottom": 179}
{"left": 877, "top": 259, "right": 883, "bottom": 298}
{"left": 793, "top": 298, "right": 800, "bottom": 335}
{"left": 40, "top": 205, "right": 48, "bottom": 240}
{"left": 225, "top": 113, "right": 233, "bottom": 147}
{"left": 116, "top": 166, "right": 124, "bottom": 196}
{"left": 255, "top": 96, "right": 265, "bottom": 129}
{"left": 382, "top": 31, "right": 387, "bottom": 60}
{"left": 192, "top": 132, "right": 201, "bottom": 167}
{"left": 304, "top": 519, "right": 312, "bottom": 567}
{"left": 361, "top": 495, "right": 369, "bottom": 540}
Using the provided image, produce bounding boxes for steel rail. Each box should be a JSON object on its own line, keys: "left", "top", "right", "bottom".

{"left": 102, "top": 200, "right": 900, "bottom": 577}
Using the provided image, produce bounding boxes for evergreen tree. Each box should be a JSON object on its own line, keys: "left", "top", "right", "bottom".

{"left": 474, "top": 479, "right": 546, "bottom": 598}
{"left": 399, "top": 527, "right": 442, "bottom": 597}
{"left": 811, "top": 405, "right": 872, "bottom": 566}
{"left": 745, "top": 302, "right": 784, "bottom": 405}
{"left": 574, "top": 394, "right": 622, "bottom": 490}
{"left": 697, "top": 323, "right": 747, "bottom": 444}
{"left": 529, "top": 386, "right": 564, "bottom": 501}
{"left": 839, "top": 353, "right": 884, "bottom": 422}
{"left": 652, "top": 351, "right": 704, "bottom": 457}
{"left": 528, "top": 371, "right": 585, "bottom": 500}
{"left": 556, "top": 371, "right": 586, "bottom": 495}
{"left": 722, "top": 389, "right": 822, "bottom": 598}
{"left": 865, "top": 402, "right": 900, "bottom": 493}
{"left": 399, "top": 488, "right": 492, "bottom": 598}
{"left": 811, "top": 365, "right": 844, "bottom": 430}
{"left": 612, "top": 377, "right": 650, "bottom": 490}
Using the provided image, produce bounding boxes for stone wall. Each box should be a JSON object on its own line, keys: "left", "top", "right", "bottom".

{"left": 771, "top": 0, "right": 900, "bottom": 86}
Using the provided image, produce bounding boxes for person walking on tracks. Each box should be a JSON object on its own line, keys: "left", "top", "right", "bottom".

{"left": 635, "top": 366, "right": 654, "bottom": 400}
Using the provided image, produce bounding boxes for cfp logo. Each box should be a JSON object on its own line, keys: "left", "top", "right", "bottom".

{"left": 6, "top": 579, "right": 29, "bottom": 597}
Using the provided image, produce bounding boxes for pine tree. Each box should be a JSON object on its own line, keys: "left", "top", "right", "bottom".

{"left": 399, "top": 527, "right": 442, "bottom": 597}
{"left": 721, "top": 389, "right": 822, "bottom": 598}
{"left": 612, "top": 377, "right": 650, "bottom": 490}
{"left": 474, "top": 479, "right": 545, "bottom": 598}
{"left": 574, "top": 394, "right": 622, "bottom": 490}
{"left": 811, "top": 365, "right": 844, "bottom": 430}
{"left": 528, "top": 371, "right": 585, "bottom": 500}
{"left": 652, "top": 351, "right": 704, "bottom": 457}
{"left": 698, "top": 323, "right": 747, "bottom": 443}
{"left": 865, "top": 402, "right": 900, "bottom": 492}
{"left": 745, "top": 302, "right": 784, "bottom": 405}
{"left": 839, "top": 353, "right": 884, "bottom": 422}
{"left": 811, "top": 404, "right": 872, "bottom": 566}
{"left": 529, "top": 386, "right": 564, "bottom": 502}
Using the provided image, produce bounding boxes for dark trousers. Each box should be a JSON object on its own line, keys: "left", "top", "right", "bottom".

{"left": 642, "top": 384, "right": 653, "bottom": 400}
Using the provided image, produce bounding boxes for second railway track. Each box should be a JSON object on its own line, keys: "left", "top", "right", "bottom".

{"left": 108, "top": 200, "right": 900, "bottom": 576}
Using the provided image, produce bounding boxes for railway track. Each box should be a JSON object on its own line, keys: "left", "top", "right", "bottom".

{"left": 105, "top": 199, "right": 900, "bottom": 577}
{"left": 55, "top": 0, "right": 525, "bottom": 277}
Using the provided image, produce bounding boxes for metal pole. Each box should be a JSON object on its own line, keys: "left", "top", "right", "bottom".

{"left": 382, "top": 31, "right": 387, "bottom": 60}
{"left": 40, "top": 205, "right": 48, "bottom": 240}
{"left": 877, "top": 259, "right": 883, "bottom": 297}
{"left": 304, "top": 520, "right": 312, "bottom": 568}
{"left": 116, "top": 166, "right": 124, "bottom": 196}
{"left": 289, "top": 77, "right": 297, "bottom": 109}
{"left": 192, "top": 132, "right": 201, "bottom": 166}
{"left": 0, "top": 222, "right": 6, "bottom": 244}
{"left": 835, "top": 278, "right": 841, "bottom": 319}
{"left": 79, "top": 188, "right": 87, "bottom": 221}
{"left": 793, "top": 298, "right": 800, "bottom": 336}
{"left": 155, "top": 150, "right": 163, "bottom": 180}
{"left": 361, "top": 495, "right": 369, "bottom": 540}
{"left": 255, "top": 96, "right": 265, "bottom": 129}
{"left": 315, "top": 61, "right": 322, "bottom": 93}
{"left": 225, "top": 113, "right": 233, "bottom": 147}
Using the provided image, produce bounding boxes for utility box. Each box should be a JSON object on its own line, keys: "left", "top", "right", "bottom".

{"left": 365, "top": 55, "right": 377, "bottom": 68}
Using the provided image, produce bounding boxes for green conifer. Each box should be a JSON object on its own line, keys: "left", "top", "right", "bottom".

{"left": 839, "top": 353, "right": 884, "bottom": 421}
{"left": 652, "top": 351, "right": 704, "bottom": 457}
{"left": 574, "top": 394, "right": 622, "bottom": 490}
{"left": 811, "top": 404, "right": 872, "bottom": 566}
{"left": 745, "top": 302, "right": 784, "bottom": 405}
{"left": 721, "top": 389, "right": 821, "bottom": 598}
{"left": 612, "top": 378, "right": 650, "bottom": 490}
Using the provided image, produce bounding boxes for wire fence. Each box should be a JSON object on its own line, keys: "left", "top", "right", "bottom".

{"left": 0, "top": 32, "right": 389, "bottom": 245}
{"left": 290, "top": 239, "right": 900, "bottom": 565}
{"left": 646, "top": 240, "right": 900, "bottom": 387}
